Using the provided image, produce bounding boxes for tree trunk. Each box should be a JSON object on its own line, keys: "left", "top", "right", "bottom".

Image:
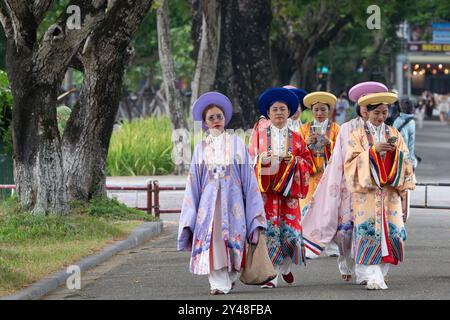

{"left": 3, "top": 2, "right": 104, "bottom": 214}
{"left": 63, "top": 1, "right": 154, "bottom": 201}
{"left": 215, "top": 0, "right": 272, "bottom": 129}
{"left": 8, "top": 57, "right": 69, "bottom": 214}
{"left": 157, "top": 0, "right": 187, "bottom": 131}
{"left": 190, "top": 0, "right": 221, "bottom": 106}
{"left": 62, "top": 54, "right": 125, "bottom": 201}
{"left": 157, "top": 0, "right": 188, "bottom": 175}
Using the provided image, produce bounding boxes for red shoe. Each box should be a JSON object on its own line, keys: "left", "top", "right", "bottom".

{"left": 282, "top": 272, "right": 294, "bottom": 284}
{"left": 260, "top": 281, "right": 276, "bottom": 289}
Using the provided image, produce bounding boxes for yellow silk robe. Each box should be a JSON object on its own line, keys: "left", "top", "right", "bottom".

{"left": 344, "top": 125, "right": 415, "bottom": 265}
{"left": 299, "top": 122, "right": 340, "bottom": 211}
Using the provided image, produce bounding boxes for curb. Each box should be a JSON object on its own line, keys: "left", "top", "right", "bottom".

{"left": 2, "top": 221, "right": 163, "bottom": 300}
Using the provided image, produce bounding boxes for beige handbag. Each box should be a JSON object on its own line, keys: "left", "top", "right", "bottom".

{"left": 240, "top": 231, "right": 277, "bottom": 285}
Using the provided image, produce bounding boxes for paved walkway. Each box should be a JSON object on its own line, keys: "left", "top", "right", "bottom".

{"left": 44, "top": 209, "right": 450, "bottom": 300}
{"left": 43, "top": 119, "right": 450, "bottom": 300}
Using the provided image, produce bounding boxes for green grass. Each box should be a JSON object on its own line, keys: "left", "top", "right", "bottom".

{"left": 0, "top": 196, "right": 158, "bottom": 296}
{"left": 107, "top": 117, "right": 175, "bottom": 176}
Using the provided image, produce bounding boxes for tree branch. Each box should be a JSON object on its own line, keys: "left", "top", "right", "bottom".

{"left": 32, "top": 0, "right": 54, "bottom": 25}
{"left": 4, "top": 0, "right": 37, "bottom": 49}
{"left": 0, "top": 2, "right": 13, "bottom": 38}
{"left": 33, "top": 0, "right": 106, "bottom": 80}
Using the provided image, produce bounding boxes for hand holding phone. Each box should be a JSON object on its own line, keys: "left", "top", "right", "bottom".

{"left": 387, "top": 136, "right": 398, "bottom": 147}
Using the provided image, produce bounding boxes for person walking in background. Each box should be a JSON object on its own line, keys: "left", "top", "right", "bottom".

{"left": 393, "top": 98, "right": 419, "bottom": 171}
{"left": 335, "top": 91, "right": 350, "bottom": 125}
{"left": 299, "top": 91, "right": 341, "bottom": 257}
{"left": 437, "top": 93, "right": 449, "bottom": 126}
{"left": 178, "top": 92, "right": 267, "bottom": 295}
{"left": 249, "top": 88, "right": 313, "bottom": 289}
{"left": 416, "top": 98, "right": 425, "bottom": 129}
{"left": 299, "top": 92, "right": 340, "bottom": 215}
{"left": 425, "top": 91, "right": 435, "bottom": 119}
{"left": 385, "top": 90, "right": 400, "bottom": 126}
{"left": 447, "top": 93, "right": 450, "bottom": 126}
{"left": 284, "top": 85, "right": 308, "bottom": 133}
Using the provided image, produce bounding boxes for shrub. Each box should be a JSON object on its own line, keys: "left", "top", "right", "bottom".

{"left": 107, "top": 117, "right": 174, "bottom": 176}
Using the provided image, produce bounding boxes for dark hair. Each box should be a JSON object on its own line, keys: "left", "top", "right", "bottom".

{"left": 367, "top": 103, "right": 389, "bottom": 112}
{"left": 311, "top": 102, "right": 330, "bottom": 110}
{"left": 400, "top": 99, "right": 414, "bottom": 114}
{"left": 356, "top": 104, "right": 362, "bottom": 117}
{"left": 202, "top": 104, "right": 224, "bottom": 121}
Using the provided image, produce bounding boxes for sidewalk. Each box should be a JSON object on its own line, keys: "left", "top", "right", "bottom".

{"left": 43, "top": 208, "right": 450, "bottom": 300}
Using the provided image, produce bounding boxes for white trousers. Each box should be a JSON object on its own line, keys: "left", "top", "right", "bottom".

{"left": 355, "top": 264, "right": 389, "bottom": 289}
{"left": 324, "top": 241, "right": 340, "bottom": 257}
{"left": 208, "top": 268, "right": 238, "bottom": 294}
{"left": 337, "top": 251, "right": 355, "bottom": 276}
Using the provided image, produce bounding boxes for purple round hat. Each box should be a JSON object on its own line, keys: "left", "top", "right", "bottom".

{"left": 348, "top": 82, "right": 388, "bottom": 103}
{"left": 192, "top": 92, "right": 232, "bottom": 130}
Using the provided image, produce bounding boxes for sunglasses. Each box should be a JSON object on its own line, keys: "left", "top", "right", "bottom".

{"left": 206, "top": 114, "right": 225, "bottom": 122}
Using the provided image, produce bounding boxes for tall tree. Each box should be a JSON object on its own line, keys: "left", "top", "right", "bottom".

{"left": 189, "top": 0, "right": 220, "bottom": 106}
{"left": 157, "top": 0, "right": 187, "bottom": 131}
{"left": 62, "top": 1, "right": 154, "bottom": 202}
{"left": 157, "top": 0, "right": 189, "bottom": 175}
{"left": 272, "top": 0, "right": 358, "bottom": 91}
{"left": 214, "top": 0, "right": 272, "bottom": 129}
{"left": 0, "top": 0, "right": 153, "bottom": 213}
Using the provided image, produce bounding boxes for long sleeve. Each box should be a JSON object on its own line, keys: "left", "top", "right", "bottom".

{"left": 344, "top": 129, "right": 375, "bottom": 193}
{"left": 344, "top": 128, "right": 415, "bottom": 194}
{"left": 238, "top": 139, "right": 267, "bottom": 241}
{"left": 293, "top": 133, "right": 314, "bottom": 198}
{"left": 177, "top": 144, "right": 203, "bottom": 251}
{"left": 249, "top": 122, "right": 259, "bottom": 160}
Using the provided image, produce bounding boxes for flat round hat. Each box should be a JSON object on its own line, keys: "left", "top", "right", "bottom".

{"left": 258, "top": 88, "right": 299, "bottom": 118}
{"left": 348, "top": 82, "right": 388, "bottom": 103}
{"left": 192, "top": 92, "right": 232, "bottom": 130}
{"left": 283, "top": 85, "right": 308, "bottom": 109}
{"left": 303, "top": 91, "right": 337, "bottom": 109}
{"left": 358, "top": 92, "right": 398, "bottom": 106}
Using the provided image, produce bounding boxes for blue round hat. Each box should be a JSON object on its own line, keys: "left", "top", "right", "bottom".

{"left": 257, "top": 88, "right": 299, "bottom": 118}
{"left": 283, "top": 85, "right": 308, "bottom": 109}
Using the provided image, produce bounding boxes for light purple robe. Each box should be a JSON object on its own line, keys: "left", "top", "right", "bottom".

{"left": 178, "top": 134, "right": 267, "bottom": 275}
